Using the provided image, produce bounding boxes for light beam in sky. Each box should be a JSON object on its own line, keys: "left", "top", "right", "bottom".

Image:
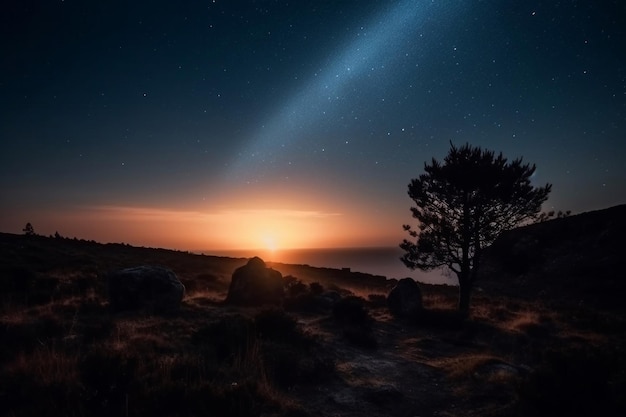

{"left": 223, "top": 0, "right": 464, "bottom": 184}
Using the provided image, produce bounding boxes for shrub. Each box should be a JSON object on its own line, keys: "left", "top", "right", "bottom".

{"left": 332, "top": 296, "right": 377, "bottom": 348}
{"left": 285, "top": 278, "right": 308, "bottom": 298}
{"left": 284, "top": 292, "right": 319, "bottom": 312}
{"left": 309, "top": 282, "right": 324, "bottom": 295}
{"left": 332, "top": 296, "right": 370, "bottom": 326}
{"left": 252, "top": 308, "right": 336, "bottom": 387}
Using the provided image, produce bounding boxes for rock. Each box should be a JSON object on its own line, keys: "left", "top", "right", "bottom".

{"left": 226, "top": 257, "right": 284, "bottom": 305}
{"left": 387, "top": 278, "right": 422, "bottom": 318}
{"left": 107, "top": 265, "right": 185, "bottom": 313}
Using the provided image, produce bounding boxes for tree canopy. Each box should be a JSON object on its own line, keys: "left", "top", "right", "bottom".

{"left": 400, "top": 143, "right": 552, "bottom": 312}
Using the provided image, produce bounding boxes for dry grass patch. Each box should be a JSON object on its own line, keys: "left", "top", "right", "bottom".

{"left": 1, "top": 344, "right": 84, "bottom": 416}
{"left": 342, "top": 285, "right": 388, "bottom": 300}
{"left": 424, "top": 295, "right": 457, "bottom": 310}
{"left": 1, "top": 306, "right": 318, "bottom": 416}
{"left": 6, "top": 344, "right": 80, "bottom": 385}
{"left": 184, "top": 289, "right": 226, "bottom": 306}
{"left": 434, "top": 354, "right": 518, "bottom": 381}
{"left": 503, "top": 309, "right": 556, "bottom": 339}
{"left": 431, "top": 353, "right": 525, "bottom": 417}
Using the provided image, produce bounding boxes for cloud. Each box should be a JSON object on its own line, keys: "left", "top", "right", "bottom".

{"left": 85, "top": 205, "right": 342, "bottom": 222}
{"left": 225, "top": 209, "right": 342, "bottom": 219}
{"left": 76, "top": 205, "right": 345, "bottom": 250}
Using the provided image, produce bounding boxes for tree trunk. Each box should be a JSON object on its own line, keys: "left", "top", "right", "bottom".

{"left": 459, "top": 195, "right": 472, "bottom": 315}
{"left": 458, "top": 278, "right": 471, "bottom": 315}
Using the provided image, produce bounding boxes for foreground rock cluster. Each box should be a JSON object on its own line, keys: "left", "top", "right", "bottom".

{"left": 106, "top": 256, "right": 426, "bottom": 320}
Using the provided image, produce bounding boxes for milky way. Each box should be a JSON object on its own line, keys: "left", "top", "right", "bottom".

{"left": 226, "top": 0, "right": 465, "bottom": 183}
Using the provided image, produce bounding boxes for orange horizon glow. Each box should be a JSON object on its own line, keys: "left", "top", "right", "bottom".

{"left": 5, "top": 201, "right": 405, "bottom": 252}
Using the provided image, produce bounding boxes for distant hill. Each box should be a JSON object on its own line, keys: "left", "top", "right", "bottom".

{"left": 479, "top": 204, "right": 626, "bottom": 310}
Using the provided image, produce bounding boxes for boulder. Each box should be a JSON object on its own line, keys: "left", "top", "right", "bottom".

{"left": 108, "top": 265, "right": 185, "bottom": 313}
{"left": 226, "top": 257, "right": 284, "bottom": 305}
{"left": 387, "top": 278, "right": 422, "bottom": 318}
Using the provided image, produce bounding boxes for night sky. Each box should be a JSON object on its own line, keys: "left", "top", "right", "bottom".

{"left": 1, "top": 0, "right": 625, "bottom": 251}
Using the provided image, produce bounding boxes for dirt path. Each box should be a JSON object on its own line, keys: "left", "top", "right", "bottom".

{"left": 288, "top": 315, "right": 455, "bottom": 417}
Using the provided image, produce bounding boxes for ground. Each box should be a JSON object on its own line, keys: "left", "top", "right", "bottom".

{"left": 1, "top": 233, "right": 624, "bottom": 416}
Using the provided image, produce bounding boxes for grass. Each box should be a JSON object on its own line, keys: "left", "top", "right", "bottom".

{"left": 1, "top": 302, "right": 321, "bottom": 416}
{"left": 0, "top": 261, "right": 320, "bottom": 416}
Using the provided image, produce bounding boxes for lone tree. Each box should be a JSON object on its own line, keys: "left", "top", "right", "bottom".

{"left": 400, "top": 143, "right": 551, "bottom": 313}
{"left": 22, "top": 222, "right": 35, "bottom": 236}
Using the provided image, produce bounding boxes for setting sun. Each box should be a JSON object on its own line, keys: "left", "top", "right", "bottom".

{"left": 261, "top": 234, "right": 279, "bottom": 252}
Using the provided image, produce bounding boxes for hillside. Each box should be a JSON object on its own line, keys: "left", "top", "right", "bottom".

{"left": 0, "top": 232, "right": 391, "bottom": 304}
{"left": 479, "top": 204, "right": 626, "bottom": 310}
{"left": 1, "top": 229, "right": 625, "bottom": 416}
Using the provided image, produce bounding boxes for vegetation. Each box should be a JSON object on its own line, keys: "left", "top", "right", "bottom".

{"left": 332, "top": 296, "right": 377, "bottom": 348}
{"left": 400, "top": 143, "right": 552, "bottom": 313}
{"left": 1, "top": 232, "right": 624, "bottom": 416}
{"left": 22, "top": 222, "right": 35, "bottom": 236}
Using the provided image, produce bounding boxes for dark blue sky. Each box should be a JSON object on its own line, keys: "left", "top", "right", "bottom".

{"left": 1, "top": 0, "right": 625, "bottom": 249}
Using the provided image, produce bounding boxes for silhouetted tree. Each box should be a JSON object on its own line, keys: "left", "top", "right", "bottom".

{"left": 400, "top": 143, "right": 552, "bottom": 313}
{"left": 22, "top": 222, "right": 35, "bottom": 236}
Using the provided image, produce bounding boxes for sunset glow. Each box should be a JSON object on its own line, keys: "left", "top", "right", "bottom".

{"left": 85, "top": 205, "right": 345, "bottom": 250}
{"left": 8, "top": 197, "right": 403, "bottom": 252}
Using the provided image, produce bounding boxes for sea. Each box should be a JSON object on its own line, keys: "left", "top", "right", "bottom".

{"left": 197, "top": 246, "right": 455, "bottom": 285}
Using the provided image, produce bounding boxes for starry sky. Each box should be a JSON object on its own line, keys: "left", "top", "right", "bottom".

{"left": 1, "top": 0, "right": 625, "bottom": 251}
